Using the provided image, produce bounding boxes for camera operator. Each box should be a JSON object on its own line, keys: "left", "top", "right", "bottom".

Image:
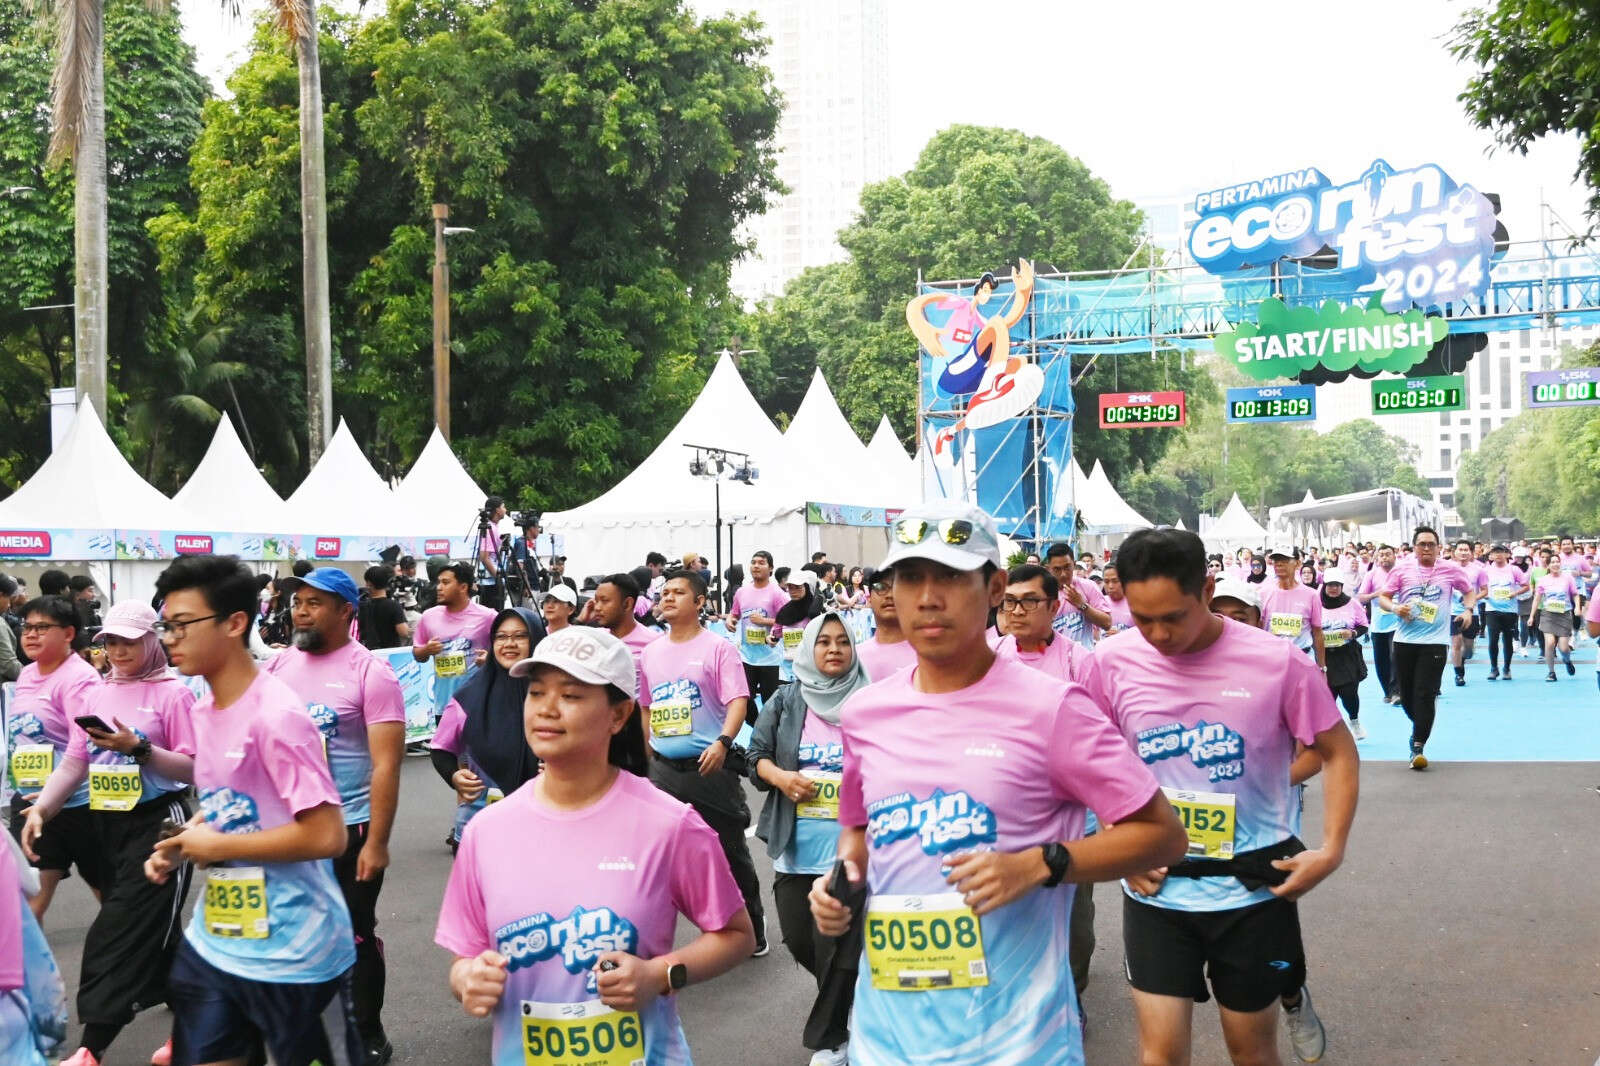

{"left": 359, "top": 564, "right": 412, "bottom": 649}
{"left": 546, "top": 555, "right": 576, "bottom": 598}
{"left": 393, "top": 555, "right": 423, "bottom": 618}
{"left": 506, "top": 512, "right": 548, "bottom": 605}
{"left": 476, "top": 495, "right": 508, "bottom": 609}
{"left": 67, "top": 573, "right": 102, "bottom": 634}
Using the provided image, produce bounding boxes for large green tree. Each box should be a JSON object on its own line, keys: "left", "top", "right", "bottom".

{"left": 1453, "top": 1, "right": 1600, "bottom": 232}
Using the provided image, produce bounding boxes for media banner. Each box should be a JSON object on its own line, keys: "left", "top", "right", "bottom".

{"left": 0, "top": 528, "right": 473, "bottom": 563}
{"left": 805, "top": 503, "right": 905, "bottom": 528}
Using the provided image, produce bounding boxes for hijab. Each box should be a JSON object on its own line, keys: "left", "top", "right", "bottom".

{"left": 1246, "top": 561, "right": 1267, "bottom": 585}
{"left": 1320, "top": 583, "right": 1350, "bottom": 610}
{"left": 459, "top": 607, "right": 546, "bottom": 794}
{"left": 791, "top": 612, "right": 870, "bottom": 726}
{"left": 106, "top": 631, "right": 176, "bottom": 685}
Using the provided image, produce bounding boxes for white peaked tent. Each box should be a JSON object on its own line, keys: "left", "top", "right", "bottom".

{"left": 1078, "top": 460, "right": 1153, "bottom": 534}
{"left": 393, "top": 428, "right": 487, "bottom": 541}
{"left": 544, "top": 353, "right": 804, "bottom": 578}
{"left": 866, "top": 416, "right": 919, "bottom": 506}
{"left": 1204, "top": 493, "right": 1269, "bottom": 552}
{"left": 1174, "top": 517, "right": 1188, "bottom": 531}
{"left": 286, "top": 420, "right": 409, "bottom": 540}
{"left": 782, "top": 369, "right": 877, "bottom": 502}
{"left": 172, "top": 416, "right": 290, "bottom": 533}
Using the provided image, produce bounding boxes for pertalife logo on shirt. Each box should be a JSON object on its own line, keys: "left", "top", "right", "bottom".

{"left": 496, "top": 905, "right": 638, "bottom": 994}
{"left": 1134, "top": 720, "right": 1245, "bottom": 784}
{"left": 866, "top": 789, "right": 997, "bottom": 855}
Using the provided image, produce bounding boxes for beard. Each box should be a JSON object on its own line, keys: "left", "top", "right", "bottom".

{"left": 292, "top": 628, "right": 327, "bottom": 652}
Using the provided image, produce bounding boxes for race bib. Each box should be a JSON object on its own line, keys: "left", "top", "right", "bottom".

{"left": 204, "top": 867, "right": 269, "bottom": 939}
{"left": 88, "top": 764, "right": 143, "bottom": 812}
{"left": 649, "top": 698, "right": 693, "bottom": 739}
{"left": 1545, "top": 594, "right": 1570, "bottom": 613}
{"left": 520, "top": 999, "right": 643, "bottom": 1066}
{"left": 865, "top": 893, "right": 988, "bottom": 991}
{"left": 794, "top": 770, "right": 841, "bottom": 821}
{"left": 1268, "top": 613, "right": 1303, "bottom": 638}
{"left": 9, "top": 744, "right": 53, "bottom": 790}
{"left": 487, "top": 787, "right": 505, "bottom": 804}
{"left": 1488, "top": 587, "right": 1514, "bottom": 609}
{"left": 1163, "top": 787, "right": 1237, "bottom": 859}
{"left": 781, "top": 628, "right": 804, "bottom": 657}
{"left": 1413, "top": 599, "right": 1438, "bottom": 625}
{"left": 1322, "top": 629, "right": 1350, "bottom": 649}
{"left": 742, "top": 623, "right": 769, "bottom": 646}
{"left": 436, "top": 650, "right": 468, "bottom": 678}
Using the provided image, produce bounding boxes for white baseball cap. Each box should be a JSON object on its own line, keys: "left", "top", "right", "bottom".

{"left": 1210, "top": 576, "right": 1260, "bottom": 611}
{"left": 1263, "top": 535, "right": 1298, "bottom": 560}
{"left": 880, "top": 500, "right": 1006, "bottom": 572}
{"left": 784, "top": 570, "right": 819, "bottom": 592}
{"left": 1322, "top": 569, "right": 1355, "bottom": 588}
{"left": 510, "top": 626, "right": 637, "bottom": 699}
{"left": 545, "top": 584, "right": 578, "bottom": 608}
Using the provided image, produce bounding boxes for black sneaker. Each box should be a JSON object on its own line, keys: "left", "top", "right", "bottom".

{"left": 364, "top": 1035, "right": 394, "bottom": 1066}
{"left": 752, "top": 916, "right": 770, "bottom": 957}
{"left": 1546, "top": 671, "right": 1558, "bottom": 681}
{"left": 1487, "top": 670, "right": 1500, "bottom": 681}
{"left": 1565, "top": 657, "right": 1576, "bottom": 676}
{"left": 1454, "top": 675, "right": 1465, "bottom": 686}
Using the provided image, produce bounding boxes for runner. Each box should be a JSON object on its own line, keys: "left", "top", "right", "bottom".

{"left": 1258, "top": 541, "right": 1326, "bottom": 671}
{"left": 854, "top": 569, "right": 917, "bottom": 682}
{"left": 581, "top": 572, "right": 660, "bottom": 677}
{"left": 808, "top": 501, "right": 1187, "bottom": 1066}
{"left": 1378, "top": 526, "right": 1477, "bottom": 769}
{"left": 412, "top": 562, "right": 499, "bottom": 719}
{"left": 776, "top": 571, "right": 822, "bottom": 682}
{"left": 434, "top": 625, "right": 754, "bottom": 1065}
{"left": 1044, "top": 542, "right": 1111, "bottom": 650}
{"left": 1448, "top": 540, "right": 1488, "bottom": 688}
{"left": 726, "top": 551, "right": 787, "bottom": 718}
{"left": 430, "top": 608, "right": 544, "bottom": 847}
{"left": 0, "top": 830, "right": 69, "bottom": 1066}
{"left": 20, "top": 602, "right": 194, "bottom": 1066}
{"left": 540, "top": 584, "right": 577, "bottom": 635}
{"left": 143, "top": 555, "right": 358, "bottom": 1066}
{"left": 1081, "top": 528, "right": 1358, "bottom": 1066}
{"left": 1356, "top": 546, "right": 1399, "bottom": 704}
{"left": 6, "top": 595, "right": 104, "bottom": 921}
{"left": 640, "top": 569, "right": 769, "bottom": 956}
{"left": 1103, "top": 562, "right": 1134, "bottom": 635}
{"left": 1318, "top": 571, "right": 1369, "bottom": 741}
{"left": 1530, "top": 551, "right": 1579, "bottom": 681}
{"left": 749, "top": 612, "right": 870, "bottom": 1066}
{"left": 265, "top": 568, "right": 407, "bottom": 1065}
{"left": 1482, "top": 544, "right": 1528, "bottom": 681}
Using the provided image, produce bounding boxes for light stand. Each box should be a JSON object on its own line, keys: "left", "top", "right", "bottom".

{"left": 685, "top": 443, "right": 759, "bottom": 611}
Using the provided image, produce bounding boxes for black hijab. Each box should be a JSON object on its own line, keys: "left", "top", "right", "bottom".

{"left": 459, "top": 606, "right": 546, "bottom": 795}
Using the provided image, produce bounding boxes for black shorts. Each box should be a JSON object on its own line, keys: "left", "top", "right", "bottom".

{"left": 8, "top": 802, "right": 107, "bottom": 889}
{"left": 1451, "top": 615, "right": 1479, "bottom": 639}
{"left": 1122, "top": 894, "right": 1306, "bottom": 1013}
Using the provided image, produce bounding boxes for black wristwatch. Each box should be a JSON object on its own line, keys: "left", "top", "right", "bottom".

{"left": 130, "top": 739, "right": 153, "bottom": 766}
{"left": 716, "top": 734, "right": 734, "bottom": 750}
{"left": 664, "top": 958, "right": 688, "bottom": 996}
{"left": 1040, "top": 842, "right": 1072, "bottom": 888}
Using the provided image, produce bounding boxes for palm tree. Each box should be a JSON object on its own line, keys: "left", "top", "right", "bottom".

{"left": 36, "top": 0, "right": 333, "bottom": 460}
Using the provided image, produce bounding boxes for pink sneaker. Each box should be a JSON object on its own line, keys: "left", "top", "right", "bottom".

{"left": 60, "top": 1049, "right": 100, "bottom": 1066}
{"left": 151, "top": 1039, "right": 174, "bottom": 1066}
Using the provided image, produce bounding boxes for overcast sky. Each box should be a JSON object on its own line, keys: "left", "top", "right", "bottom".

{"left": 179, "top": 0, "right": 1588, "bottom": 245}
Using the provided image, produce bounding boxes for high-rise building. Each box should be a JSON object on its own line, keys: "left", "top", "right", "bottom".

{"left": 730, "top": 0, "right": 891, "bottom": 303}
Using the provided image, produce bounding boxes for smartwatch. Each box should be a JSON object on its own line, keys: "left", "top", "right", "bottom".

{"left": 130, "top": 739, "right": 153, "bottom": 766}
{"left": 663, "top": 957, "right": 688, "bottom": 996}
{"left": 1041, "top": 842, "right": 1072, "bottom": 888}
{"left": 716, "top": 734, "right": 734, "bottom": 750}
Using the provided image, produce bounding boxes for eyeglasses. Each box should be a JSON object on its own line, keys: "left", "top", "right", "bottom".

{"left": 154, "top": 614, "right": 223, "bottom": 640}
{"left": 1001, "top": 595, "right": 1049, "bottom": 613}
{"left": 893, "top": 517, "right": 974, "bottom": 547}
{"left": 493, "top": 632, "right": 530, "bottom": 644}
{"left": 19, "top": 622, "right": 64, "bottom": 635}
{"left": 868, "top": 580, "right": 891, "bottom": 594}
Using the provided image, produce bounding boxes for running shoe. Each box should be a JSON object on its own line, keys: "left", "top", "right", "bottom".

{"left": 1565, "top": 656, "right": 1575, "bottom": 676}
{"left": 752, "top": 916, "right": 770, "bottom": 957}
{"left": 1546, "top": 671, "right": 1558, "bottom": 681}
{"left": 151, "top": 1040, "right": 173, "bottom": 1066}
{"left": 1454, "top": 674, "right": 1465, "bottom": 686}
{"left": 364, "top": 1035, "right": 395, "bottom": 1066}
{"left": 1487, "top": 670, "right": 1499, "bottom": 681}
{"left": 1282, "top": 985, "right": 1326, "bottom": 1063}
{"left": 808, "top": 1047, "right": 849, "bottom": 1066}
{"left": 61, "top": 1050, "right": 100, "bottom": 1066}
{"left": 1409, "top": 741, "right": 1428, "bottom": 770}
{"left": 1349, "top": 719, "right": 1366, "bottom": 741}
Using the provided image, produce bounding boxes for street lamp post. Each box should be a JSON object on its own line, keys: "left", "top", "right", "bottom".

{"left": 431, "top": 204, "right": 476, "bottom": 440}
{"left": 685, "top": 443, "right": 759, "bottom": 610}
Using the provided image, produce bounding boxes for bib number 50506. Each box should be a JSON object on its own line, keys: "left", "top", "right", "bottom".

{"left": 520, "top": 999, "right": 643, "bottom": 1066}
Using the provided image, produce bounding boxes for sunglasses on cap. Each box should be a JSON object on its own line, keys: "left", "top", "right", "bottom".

{"left": 893, "top": 517, "right": 974, "bottom": 547}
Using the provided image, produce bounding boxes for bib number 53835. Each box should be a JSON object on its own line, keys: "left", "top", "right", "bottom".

{"left": 204, "top": 867, "right": 269, "bottom": 939}
{"left": 520, "top": 999, "right": 643, "bottom": 1066}
{"left": 865, "top": 893, "right": 987, "bottom": 991}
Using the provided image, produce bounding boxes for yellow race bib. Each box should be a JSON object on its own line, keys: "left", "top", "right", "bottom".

{"left": 1268, "top": 613, "right": 1303, "bottom": 638}
{"left": 204, "top": 867, "right": 269, "bottom": 939}
{"left": 89, "top": 764, "right": 143, "bottom": 812}
{"left": 794, "top": 770, "right": 841, "bottom": 820}
{"left": 742, "top": 623, "right": 768, "bottom": 646}
{"left": 648, "top": 698, "right": 693, "bottom": 739}
{"left": 1162, "top": 787, "right": 1237, "bottom": 859}
{"left": 436, "top": 650, "right": 468, "bottom": 678}
{"left": 1323, "top": 629, "right": 1350, "bottom": 649}
{"left": 781, "top": 629, "right": 804, "bottom": 656}
{"left": 865, "top": 893, "right": 988, "bottom": 991}
{"left": 520, "top": 1000, "right": 644, "bottom": 1066}
{"left": 9, "top": 744, "right": 53, "bottom": 790}
{"left": 1415, "top": 600, "right": 1438, "bottom": 625}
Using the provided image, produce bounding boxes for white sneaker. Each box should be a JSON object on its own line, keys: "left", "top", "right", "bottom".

{"left": 808, "top": 1047, "right": 849, "bottom": 1066}
{"left": 1282, "top": 984, "right": 1326, "bottom": 1063}
{"left": 1349, "top": 719, "right": 1367, "bottom": 741}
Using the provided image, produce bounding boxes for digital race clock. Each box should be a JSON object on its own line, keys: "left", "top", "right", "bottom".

{"left": 1098, "top": 390, "right": 1187, "bottom": 429}
{"left": 1224, "top": 385, "right": 1317, "bottom": 424}
{"left": 1526, "top": 367, "right": 1600, "bottom": 409}
{"left": 1370, "top": 374, "right": 1465, "bottom": 415}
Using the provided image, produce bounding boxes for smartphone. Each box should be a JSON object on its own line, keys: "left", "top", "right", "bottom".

{"left": 826, "top": 858, "right": 852, "bottom": 901}
{"left": 74, "top": 714, "right": 113, "bottom": 734}
{"left": 156, "top": 818, "right": 185, "bottom": 841}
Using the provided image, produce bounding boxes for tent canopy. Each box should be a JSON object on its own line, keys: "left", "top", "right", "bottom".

{"left": 171, "top": 416, "right": 289, "bottom": 533}
{"left": 1076, "top": 460, "right": 1153, "bottom": 534}
{"left": 1204, "top": 493, "right": 1269, "bottom": 550}
{"left": 782, "top": 369, "right": 878, "bottom": 503}
{"left": 285, "top": 420, "right": 408, "bottom": 537}
{"left": 865, "top": 416, "right": 918, "bottom": 505}
{"left": 393, "top": 428, "right": 487, "bottom": 534}
{"left": 1271, "top": 488, "right": 1414, "bottom": 527}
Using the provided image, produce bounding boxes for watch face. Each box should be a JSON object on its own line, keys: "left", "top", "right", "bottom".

{"left": 668, "top": 962, "right": 688, "bottom": 989}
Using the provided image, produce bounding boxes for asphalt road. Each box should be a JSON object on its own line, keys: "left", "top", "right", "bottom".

{"left": 39, "top": 753, "right": 1600, "bottom": 1066}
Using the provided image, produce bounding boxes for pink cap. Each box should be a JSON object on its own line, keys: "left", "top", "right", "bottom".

{"left": 98, "top": 600, "right": 158, "bottom": 641}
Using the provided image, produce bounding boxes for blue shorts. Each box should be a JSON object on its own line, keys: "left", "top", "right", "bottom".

{"left": 168, "top": 938, "right": 362, "bottom": 1066}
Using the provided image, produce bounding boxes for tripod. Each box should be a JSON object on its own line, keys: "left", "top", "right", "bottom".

{"left": 468, "top": 509, "right": 511, "bottom": 609}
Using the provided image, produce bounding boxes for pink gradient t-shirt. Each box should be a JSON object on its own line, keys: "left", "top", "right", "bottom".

{"left": 994, "top": 632, "right": 1081, "bottom": 684}
{"left": 66, "top": 677, "right": 196, "bottom": 800}
{"left": 615, "top": 621, "right": 661, "bottom": 680}
{"left": 854, "top": 636, "right": 917, "bottom": 682}
{"left": 1535, "top": 573, "right": 1579, "bottom": 614}
{"left": 1078, "top": 620, "right": 1341, "bottom": 912}
{"left": 266, "top": 642, "right": 406, "bottom": 824}
{"left": 1318, "top": 599, "right": 1368, "bottom": 650}
{"left": 1104, "top": 595, "right": 1134, "bottom": 634}
{"left": 1257, "top": 582, "right": 1323, "bottom": 653}
{"left": 434, "top": 771, "right": 745, "bottom": 1066}
{"left": 1053, "top": 578, "right": 1109, "bottom": 649}
{"left": 637, "top": 628, "right": 749, "bottom": 760}
{"left": 187, "top": 670, "right": 354, "bottom": 983}
{"left": 0, "top": 840, "right": 21, "bottom": 990}
{"left": 6, "top": 653, "right": 101, "bottom": 806}
{"left": 730, "top": 583, "right": 789, "bottom": 668}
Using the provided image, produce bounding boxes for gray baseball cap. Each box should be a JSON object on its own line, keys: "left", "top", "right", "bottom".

{"left": 880, "top": 500, "right": 1006, "bottom": 572}
{"left": 510, "top": 626, "right": 637, "bottom": 699}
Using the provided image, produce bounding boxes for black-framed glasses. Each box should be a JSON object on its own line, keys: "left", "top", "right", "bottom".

{"left": 19, "top": 622, "right": 64, "bottom": 635}
{"left": 868, "top": 579, "right": 891, "bottom": 594}
{"left": 154, "top": 614, "right": 223, "bottom": 640}
{"left": 893, "top": 517, "right": 974, "bottom": 547}
{"left": 1001, "top": 595, "right": 1049, "bottom": 613}
{"left": 493, "top": 632, "right": 530, "bottom": 644}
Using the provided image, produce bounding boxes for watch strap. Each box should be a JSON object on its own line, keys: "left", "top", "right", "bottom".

{"left": 1041, "top": 842, "right": 1072, "bottom": 888}
{"left": 716, "top": 734, "right": 734, "bottom": 749}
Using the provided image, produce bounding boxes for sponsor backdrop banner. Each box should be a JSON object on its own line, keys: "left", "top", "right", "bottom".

{"left": 378, "top": 647, "right": 441, "bottom": 743}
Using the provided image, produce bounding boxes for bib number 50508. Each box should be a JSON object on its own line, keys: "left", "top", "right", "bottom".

{"left": 865, "top": 893, "right": 988, "bottom": 991}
